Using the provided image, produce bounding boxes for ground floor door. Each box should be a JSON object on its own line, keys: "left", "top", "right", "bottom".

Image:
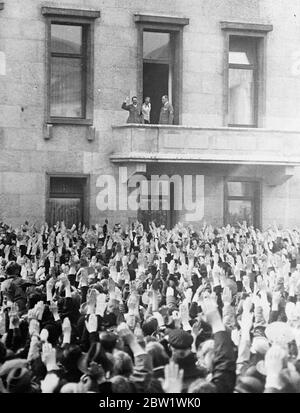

{"left": 47, "top": 176, "right": 88, "bottom": 228}
{"left": 137, "top": 182, "right": 176, "bottom": 230}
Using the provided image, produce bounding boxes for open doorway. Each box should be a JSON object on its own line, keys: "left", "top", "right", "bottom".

{"left": 143, "top": 63, "right": 169, "bottom": 124}
{"left": 142, "top": 31, "right": 174, "bottom": 124}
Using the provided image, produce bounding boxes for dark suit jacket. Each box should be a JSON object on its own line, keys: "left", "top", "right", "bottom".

{"left": 122, "top": 102, "right": 142, "bottom": 124}
{"left": 159, "top": 102, "right": 174, "bottom": 125}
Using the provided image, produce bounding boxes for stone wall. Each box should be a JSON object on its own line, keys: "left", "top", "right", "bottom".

{"left": 0, "top": 0, "right": 300, "bottom": 227}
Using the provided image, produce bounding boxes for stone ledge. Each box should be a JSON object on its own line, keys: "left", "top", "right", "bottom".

{"left": 134, "top": 13, "right": 189, "bottom": 26}
{"left": 41, "top": 6, "right": 100, "bottom": 19}
{"left": 110, "top": 152, "right": 300, "bottom": 166}
{"left": 112, "top": 124, "right": 300, "bottom": 135}
{"left": 220, "top": 21, "right": 273, "bottom": 32}
{"left": 49, "top": 118, "right": 93, "bottom": 126}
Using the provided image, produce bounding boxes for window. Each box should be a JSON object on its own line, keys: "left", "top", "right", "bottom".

{"left": 47, "top": 175, "right": 89, "bottom": 227}
{"left": 228, "top": 36, "right": 258, "bottom": 127}
{"left": 50, "top": 24, "right": 87, "bottom": 118}
{"left": 135, "top": 14, "right": 189, "bottom": 125}
{"left": 221, "top": 21, "right": 273, "bottom": 128}
{"left": 42, "top": 7, "right": 100, "bottom": 125}
{"left": 143, "top": 31, "right": 174, "bottom": 124}
{"left": 225, "top": 180, "right": 260, "bottom": 228}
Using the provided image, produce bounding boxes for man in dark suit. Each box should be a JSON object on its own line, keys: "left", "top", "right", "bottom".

{"left": 159, "top": 95, "right": 174, "bottom": 125}
{"left": 121, "top": 96, "right": 143, "bottom": 124}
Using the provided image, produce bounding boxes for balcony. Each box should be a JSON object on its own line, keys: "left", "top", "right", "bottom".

{"left": 110, "top": 124, "right": 300, "bottom": 167}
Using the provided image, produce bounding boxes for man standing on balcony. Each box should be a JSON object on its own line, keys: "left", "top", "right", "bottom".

{"left": 159, "top": 95, "right": 174, "bottom": 125}
{"left": 122, "top": 96, "right": 143, "bottom": 124}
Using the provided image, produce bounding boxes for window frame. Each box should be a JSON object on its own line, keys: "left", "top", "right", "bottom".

{"left": 224, "top": 177, "right": 262, "bottom": 229}
{"left": 228, "top": 35, "right": 259, "bottom": 127}
{"left": 221, "top": 22, "right": 273, "bottom": 128}
{"left": 135, "top": 14, "right": 189, "bottom": 126}
{"left": 42, "top": 8, "right": 100, "bottom": 126}
{"left": 46, "top": 173, "right": 90, "bottom": 226}
{"left": 50, "top": 22, "right": 88, "bottom": 120}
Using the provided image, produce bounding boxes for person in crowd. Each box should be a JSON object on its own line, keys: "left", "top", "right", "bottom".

{"left": 0, "top": 219, "right": 300, "bottom": 393}
{"left": 121, "top": 96, "right": 143, "bottom": 124}
{"left": 159, "top": 95, "right": 174, "bottom": 125}
{"left": 142, "top": 97, "right": 151, "bottom": 124}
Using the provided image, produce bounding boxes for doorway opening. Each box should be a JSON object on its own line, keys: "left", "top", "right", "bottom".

{"left": 47, "top": 175, "right": 89, "bottom": 228}
{"left": 143, "top": 63, "right": 169, "bottom": 124}
{"left": 142, "top": 31, "right": 176, "bottom": 124}
{"left": 137, "top": 180, "right": 176, "bottom": 230}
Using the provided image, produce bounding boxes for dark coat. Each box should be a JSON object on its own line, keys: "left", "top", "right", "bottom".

{"left": 122, "top": 103, "right": 142, "bottom": 124}
{"left": 172, "top": 330, "right": 236, "bottom": 393}
{"left": 159, "top": 102, "right": 174, "bottom": 125}
{"left": 210, "top": 330, "right": 236, "bottom": 393}
{"left": 174, "top": 352, "right": 207, "bottom": 392}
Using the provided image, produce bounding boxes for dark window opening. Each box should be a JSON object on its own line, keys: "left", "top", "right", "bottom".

{"left": 47, "top": 177, "right": 88, "bottom": 228}
{"left": 225, "top": 180, "right": 260, "bottom": 228}
{"left": 141, "top": 30, "right": 181, "bottom": 125}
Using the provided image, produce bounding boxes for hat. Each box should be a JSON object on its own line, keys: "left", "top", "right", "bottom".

{"left": 7, "top": 367, "right": 32, "bottom": 393}
{"left": 77, "top": 342, "right": 112, "bottom": 374}
{"left": 168, "top": 329, "right": 193, "bottom": 350}
{"left": 99, "top": 332, "right": 118, "bottom": 352}
{"left": 142, "top": 317, "right": 158, "bottom": 337}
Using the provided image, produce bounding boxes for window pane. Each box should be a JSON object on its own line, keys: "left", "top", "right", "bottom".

{"left": 227, "top": 200, "right": 253, "bottom": 226}
{"left": 50, "top": 177, "right": 85, "bottom": 195}
{"left": 50, "top": 57, "right": 82, "bottom": 118}
{"left": 143, "top": 32, "right": 170, "bottom": 61}
{"left": 51, "top": 24, "right": 82, "bottom": 55}
{"left": 229, "top": 68, "right": 255, "bottom": 125}
{"left": 229, "top": 36, "right": 257, "bottom": 65}
{"left": 227, "top": 181, "right": 256, "bottom": 197}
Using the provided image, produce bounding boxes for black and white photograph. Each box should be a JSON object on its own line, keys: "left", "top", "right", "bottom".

{"left": 0, "top": 0, "right": 300, "bottom": 400}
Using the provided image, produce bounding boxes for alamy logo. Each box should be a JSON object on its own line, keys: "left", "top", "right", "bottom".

{"left": 96, "top": 167, "right": 204, "bottom": 221}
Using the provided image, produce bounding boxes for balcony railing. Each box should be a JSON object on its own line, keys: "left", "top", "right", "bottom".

{"left": 110, "top": 124, "right": 300, "bottom": 166}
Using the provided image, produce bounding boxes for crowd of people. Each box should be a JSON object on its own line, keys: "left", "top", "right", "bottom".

{"left": 0, "top": 219, "right": 300, "bottom": 393}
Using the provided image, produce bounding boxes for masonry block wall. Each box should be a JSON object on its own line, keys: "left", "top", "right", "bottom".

{"left": 0, "top": 0, "right": 300, "bottom": 228}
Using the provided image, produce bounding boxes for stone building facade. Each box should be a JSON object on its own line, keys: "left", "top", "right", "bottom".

{"left": 1, "top": 0, "right": 300, "bottom": 230}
